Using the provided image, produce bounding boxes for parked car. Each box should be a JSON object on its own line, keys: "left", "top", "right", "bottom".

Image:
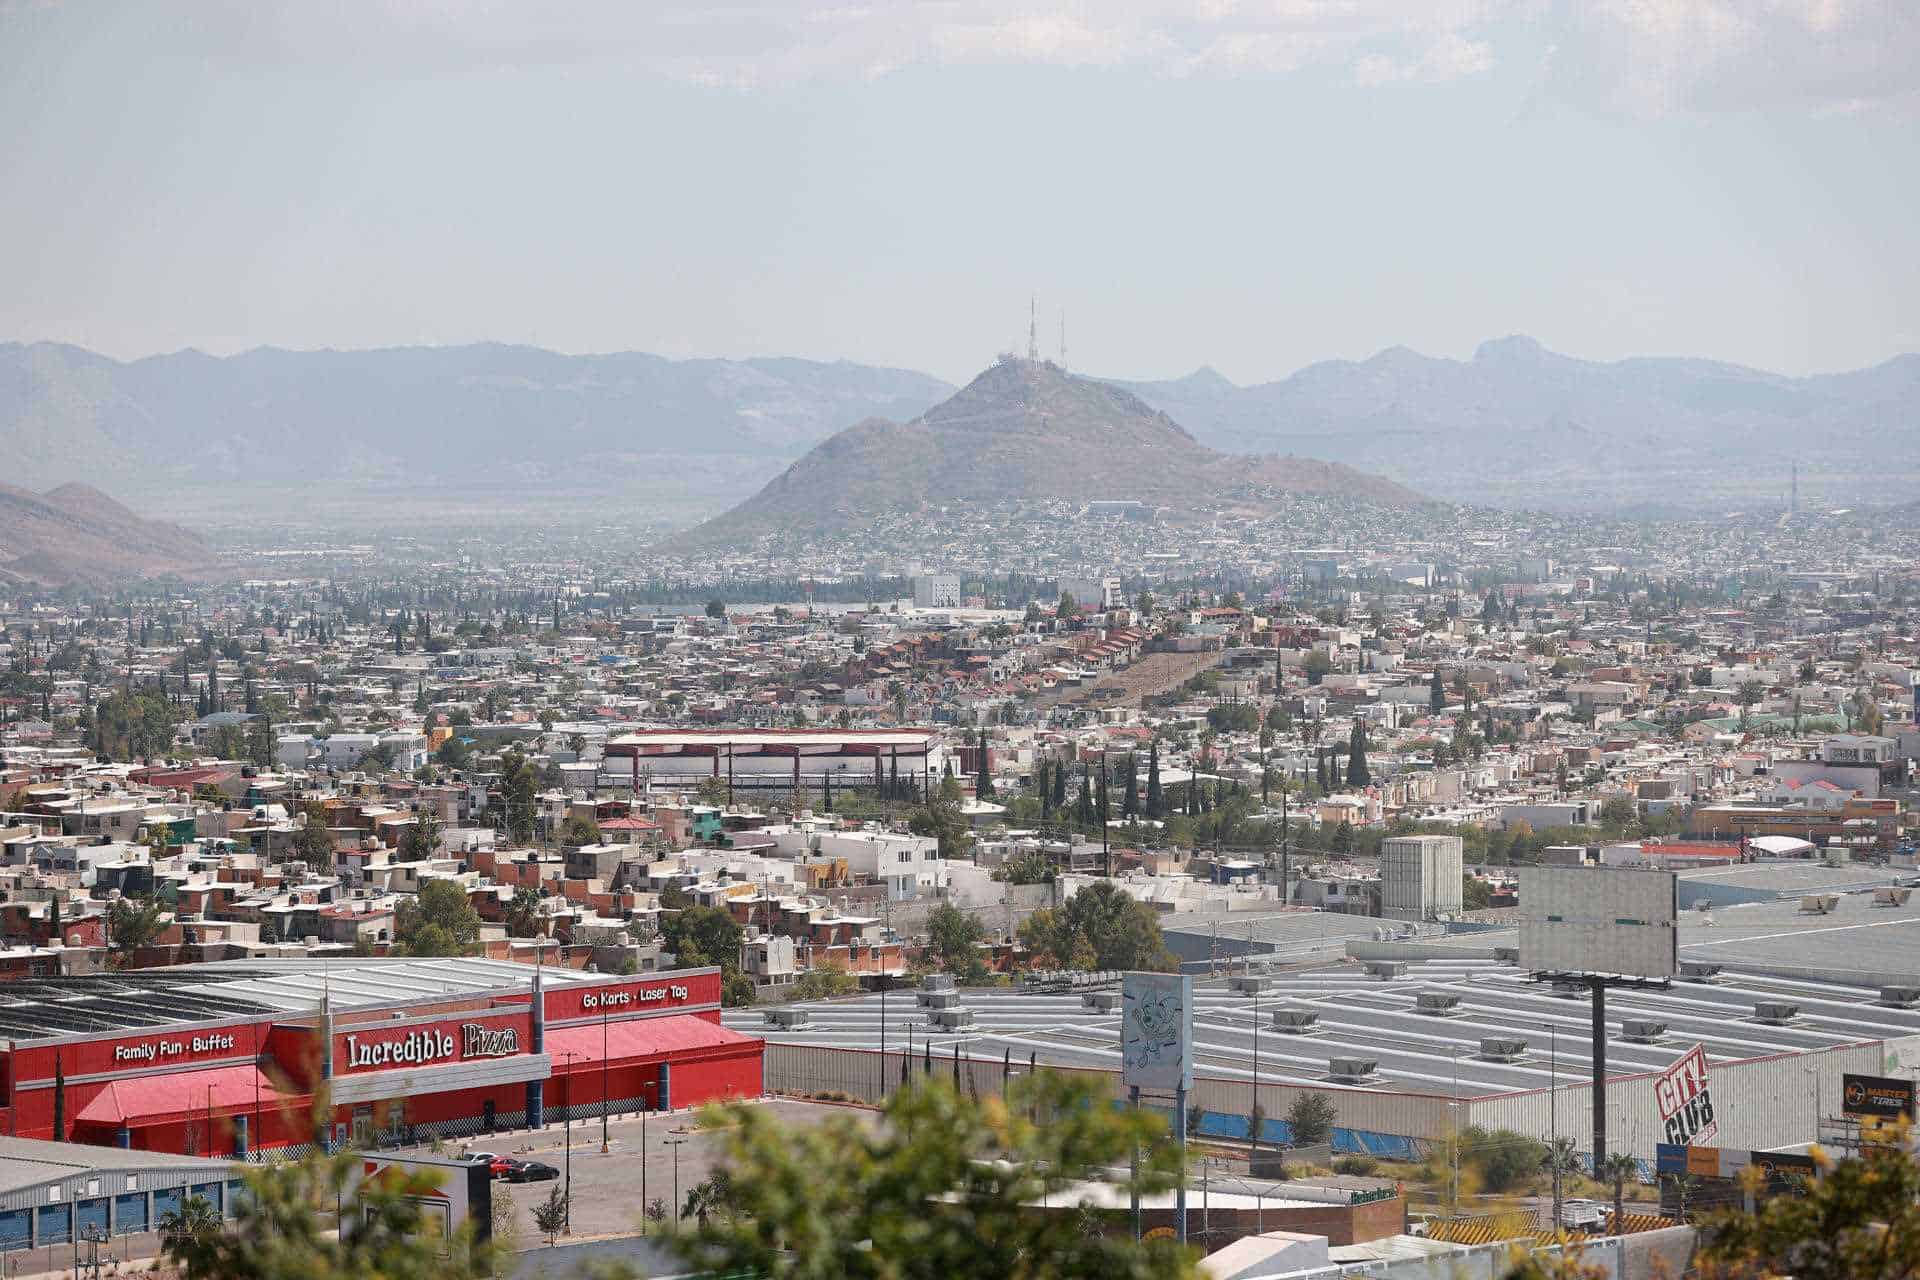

{"left": 501, "top": 1159, "right": 560, "bottom": 1183}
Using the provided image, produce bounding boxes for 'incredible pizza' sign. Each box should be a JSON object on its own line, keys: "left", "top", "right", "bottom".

{"left": 1655, "top": 1042, "right": 1717, "bottom": 1147}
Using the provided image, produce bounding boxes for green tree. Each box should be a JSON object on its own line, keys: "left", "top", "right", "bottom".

{"left": 1286, "top": 1092, "right": 1337, "bottom": 1147}
{"left": 1121, "top": 756, "right": 1140, "bottom": 819}
{"left": 1346, "top": 720, "right": 1370, "bottom": 787}
{"left": 974, "top": 729, "right": 995, "bottom": 799}
{"left": 662, "top": 905, "right": 743, "bottom": 972}
{"left": 558, "top": 813, "right": 601, "bottom": 846}
{"left": 1430, "top": 668, "right": 1446, "bottom": 714}
{"left": 672, "top": 1073, "right": 1194, "bottom": 1280}
{"left": 926, "top": 902, "right": 986, "bottom": 976}
{"left": 792, "top": 959, "right": 861, "bottom": 1000}
{"left": 505, "top": 885, "right": 544, "bottom": 938}
{"left": 293, "top": 804, "right": 336, "bottom": 865}
{"left": 705, "top": 600, "right": 728, "bottom": 619}
{"left": 1699, "top": 1139, "right": 1920, "bottom": 1280}
{"left": 1145, "top": 741, "right": 1164, "bottom": 818}
{"left": 393, "top": 879, "right": 480, "bottom": 956}
{"left": 531, "top": 1185, "right": 570, "bottom": 1245}
{"left": 397, "top": 808, "right": 442, "bottom": 861}
{"left": 106, "top": 897, "right": 166, "bottom": 965}
{"left": 1018, "top": 881, "right": 1173, "bottom": 972}
{"left": 1304, "top": 651, "right": 1332, "bottom": 685}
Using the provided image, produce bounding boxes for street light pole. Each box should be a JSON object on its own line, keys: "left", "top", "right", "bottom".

{"left": 666, "top": 1137, "right": 689, "bottom": 1231}
{"left": 601, "top": 1001, "right": 610, "bottom": 1153}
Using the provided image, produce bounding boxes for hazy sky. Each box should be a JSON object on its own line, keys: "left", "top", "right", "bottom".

{"left": 2, "top": 1, "right": 1915, "bottom": 384}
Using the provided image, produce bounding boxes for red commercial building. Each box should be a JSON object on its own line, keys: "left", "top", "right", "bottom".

{"left": 0, "top": 960, "right": 762, "bottom": 1157}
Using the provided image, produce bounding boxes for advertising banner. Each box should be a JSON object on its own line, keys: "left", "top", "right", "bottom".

{"left": 1842, "top": 1072, "right": 1917, "bottom": 1121}
{"left": 1120, "top": 972, "right": 1192, "bottom": 1093}
{"left": 1654, "top": 1043, "right": 1717, "bottom": 1146}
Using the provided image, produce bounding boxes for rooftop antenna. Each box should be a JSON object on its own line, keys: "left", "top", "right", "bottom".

{"left": 1027, "top": 295, "right": 1038, "bottom": 361}
{"left": 1059, "top": 309, "right": 1067, "bottom": 371}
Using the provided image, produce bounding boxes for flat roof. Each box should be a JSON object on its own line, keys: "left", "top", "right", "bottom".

{"left": 0, "top": 958, "right": 612, "bottom": 1045}
{"left": 0, "top": 1135, "right": 237, "bottom": 1195}
{"left": 727, "top": 957, "right": 1920, "bottom": 1100}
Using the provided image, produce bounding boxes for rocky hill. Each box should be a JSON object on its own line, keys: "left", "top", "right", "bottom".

{"left": 1110, "top": 337, "right": 1920, "bottom": 513}
{"left": 0, "top": 483, "right": 213, "bottom": 584}
{"left": 671, "top": 358, "right": 1423, "bottom": 547}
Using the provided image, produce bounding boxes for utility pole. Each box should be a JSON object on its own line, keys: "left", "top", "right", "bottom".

{"left": 667, "top": 1137, "right": 689, "bottom": 1231}
{"left": 1099, "top": 754, "right": 1110, "bottom": 877}
{"left": 1550, "top": 1024, "right": 1562, "bottom": 1231}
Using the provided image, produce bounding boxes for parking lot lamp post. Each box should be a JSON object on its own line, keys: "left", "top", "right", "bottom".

{"left": 666, "top": 1137, "right": 690, "bottom": 1230}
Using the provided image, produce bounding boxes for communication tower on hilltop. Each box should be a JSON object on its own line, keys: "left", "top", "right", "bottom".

{"left": 1027, "top": 295, "right": 1039, "bottom": 361}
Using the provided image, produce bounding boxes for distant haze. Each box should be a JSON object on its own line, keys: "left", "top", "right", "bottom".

{"left": 1, "top": 3, "right": 1915, "bottom": 384}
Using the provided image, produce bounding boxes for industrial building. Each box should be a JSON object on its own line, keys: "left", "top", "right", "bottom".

{"left": 730, "top": 891, "right": 1920, "bottom": 1172}
{"left": 1378, "top": 835, "right": 1464, "bottom": 922}
{"left": 0, "top": 1136, "right": 244, "bottom": 1250}
{"left": 602, "top": 728, "right": 947, "bottom": 792}
{"left": 0, "top": 959, "right": 761, "bottom": 1158}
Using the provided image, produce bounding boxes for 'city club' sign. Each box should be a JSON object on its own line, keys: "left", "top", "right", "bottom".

{"left": 581, "top": 984, "right": 688, "bottom": 1011}
{"left": 345, "top": 1023, "right": 521, "bottom": 1069}
{"left": 113, "top": 1033, "right": 238, "bottom": 1063}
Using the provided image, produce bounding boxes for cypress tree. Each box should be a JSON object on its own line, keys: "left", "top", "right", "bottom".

{"left": 1347, "top": 720, "right": 1370, "bottom": 787}
{"left": 1429, "top": 668, "right": 1445, "bottom": 714}
{"left": 1076, "top": 766, "right": 1094, "bottom": 825}
{"left": 975, "top": 729, "right": 994, "bottom": 799}
{"left": 1052, "top": 758, "right": 1067, "bottom": 811}
{"left": 52, "top": 1056, "right": 65, "bottom": 1142}
{"left": 1121, "top": 756, "right": 1139, "bottom": 819}
{"left": 1039, "top": 761, "right": 1053, "bottom": 818}
{"left": 1146, "top": 741, "right": 1164, "bottom": 818}
{"left": 1316, "top": 750, "right": 1328, "bottom": 792}
{"left": 822, "top": 771, "right": 833, "bottom": 812}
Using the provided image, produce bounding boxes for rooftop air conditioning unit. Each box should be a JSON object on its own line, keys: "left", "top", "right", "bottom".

{"left": 1754, "top": 1001, "right": 1799, "bottom": 1025}
{"left": 1480, "top": 1037, "right": 1529, "bottom": 1062}
{"left": 930, "top": 1007, "right": 975, "bottom": 1031}
{"left": 1082, "top": 991, "right": 1121, "bottom": 1013}
{"left": 1878, "top": 986, "right": 1920, "bottom": 1009}
{"left": 1416, "top": 992, "right": 1464, "bottom": 1016}
{"left": 1873, "top": 887, "right": 1913, "bottom": 908}
{"left": 1272, "top": 1008, "right": 1320, "bottom": 1034}
{"left": 762, "top": 1007, "right": 810, "bottom": 1030}
{"left": 922, "top": 974, "right": 956, "bottom": 993}
{"left": 1366, "top": 961, "right": 1408, "bottom": 981}
{"left": 1229, "top": 975, "right": 1270, "bottom": 996}
{"left": 1680, "top": 962, "right": 1723, "bottom": 983}
{"left": 1799, "top": 895, "right": 1841, "bottom": 915}
{"left": 1621, "top": 1020, "right": 1668, "bottom": 1044}
{"left": 1327, "top": 1056, "right": 1378, "bottom": 1083}
{"left": 1492, "top": 947, "right": 1520, "bottom": 964}
{"left": 920, "top": 989, "right": 962, "bottom": 1011}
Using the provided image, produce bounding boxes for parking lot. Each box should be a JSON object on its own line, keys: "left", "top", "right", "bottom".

{"left": 451, "top": 1098, "right": 874, "bottom": 1245}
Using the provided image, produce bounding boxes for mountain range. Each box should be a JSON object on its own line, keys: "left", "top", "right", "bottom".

{"left": 1110, "top": 337, "right": 1920, "bottom": 512}
{"left": 3, "top": 337, "right": 1915, "bottom": 523}
{"left": 0, "top": 484, "right": 213, "bottom": 585}
{"left": 670, "top": 358, "right": 1421, "bottom": 549}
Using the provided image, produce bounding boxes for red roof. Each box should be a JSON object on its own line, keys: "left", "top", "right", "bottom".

{"left": 77, "top": 1063, "right": 284, "bottom": 1126}
{"left": 545, "top": 1013, "right": 760, "bottom": 1065}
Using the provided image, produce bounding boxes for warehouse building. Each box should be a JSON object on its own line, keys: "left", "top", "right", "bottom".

{"left": 0, "top": 1136, "right": 243, "bottom": 1249}
{"left": 0, "top": 959, "right": 762, "bottom": 1158}
{"left": 731, "top": 893, "right": 1920, "bottom": 1172}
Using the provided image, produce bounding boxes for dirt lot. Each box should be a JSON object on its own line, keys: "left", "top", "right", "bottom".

{"left": 1033, "top": 648, "right": 1226, "bottom": 710}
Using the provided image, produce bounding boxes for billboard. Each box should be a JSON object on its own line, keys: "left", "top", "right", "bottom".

{"left": 1654, "top": 1043, "right": 1717, "bottom": 1146}
{"left": 1842, "top": 1072, "right": 1917, "bottom": 1121}
{"left": 1517, "top": 866, "right": 1678, "bottom": 979}
{"left": 1121, "top": 972, "right": 1192, "bottom": 1093}
{"left": 350, "top": 1153, "right": 491, "bottom": 1245}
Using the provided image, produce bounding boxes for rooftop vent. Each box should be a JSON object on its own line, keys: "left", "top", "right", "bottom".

{"left": 1365, "top": 961, "right": 1408, "bottom": 981}
{"left": 1754, "top": 1001, "right": 1800, "bottom": 1025}
{"left": 1229, "top": 975, "right": 1270, "bottom": 996}
{"left": 919, "top": 989, "right": 963, "bottom": 1011}
{"left": 922, "top": 974, "right": 956, "bottom": 993}
{"left": 1799, "top": 895, "right": 1841, "bottom": 915}
{"left": 1679, "top": 962, "right": 1723, "bottom": 983}
{"left": 1492, "top": 947, "right": 1520, "bottom": 964}
{"left": 930, "top": 1007, "right": 975, "bottom": 1031}
{"left": 763, "top": 1007, "right": 809, "bottom": 1030}
{"left": 1621, "top": 1019, "right": 1668, "bottom": 1044}
{"left": 1879, "top": 986, "right": 1920, "bottom": 1009}
{"left": 1271, "top": 1008, "right": 1321, "bottom": 1035}
{"left": 1416, "top": 992, "right": 1464, "bottom": 1017}
{"left": 1327, "top": 1056, "right": 1378, "bottom": 1084}
{"left": 1082, "top": 991, "right": 1121, "bottom": 1013}
{"left": 1479, "top": 1037, "right": 1529, "bottom": 1063}
{"left": 1873, "top": 887, "right": 1913, "bottom": 908}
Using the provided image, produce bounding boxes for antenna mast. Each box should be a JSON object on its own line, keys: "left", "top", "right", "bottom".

{"left": 1059, "top": 309, "right": 1067, "bottom": 371}
{"left": 1027, "top": 295, "right": 1038, "bottom": 361}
